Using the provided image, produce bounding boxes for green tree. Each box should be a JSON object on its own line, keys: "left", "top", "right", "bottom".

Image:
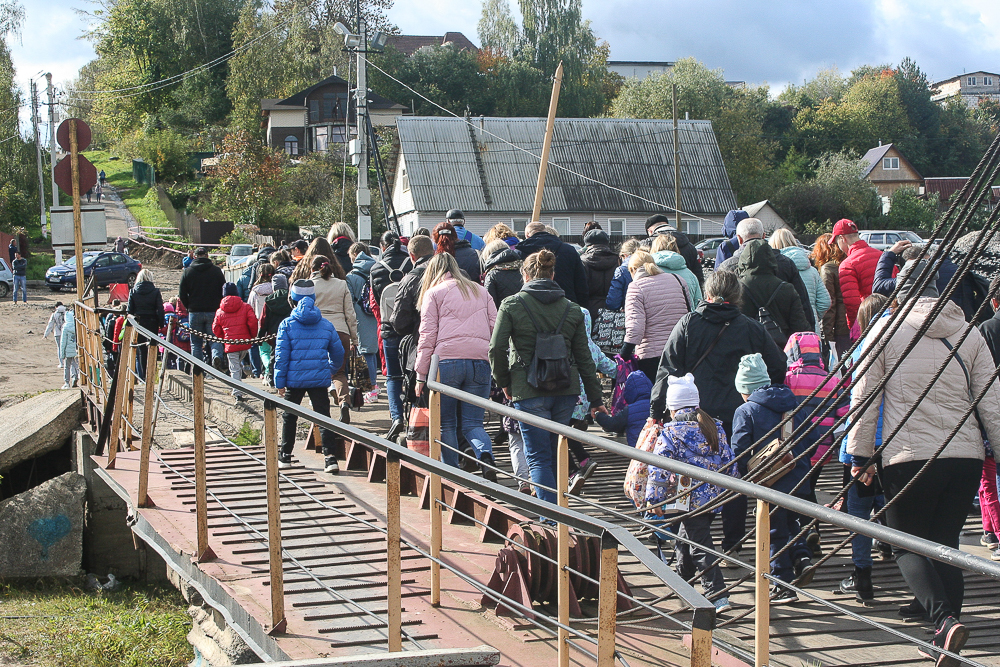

{"left": 204, "top": 130, "right": 286, "bottom": 226}
{"left": 772, "top": 151, "right": 882, "bottom": 230}
{"left": 0, "top": 0, "right": 37, "bottom": 230}
{"left": 887, "top": 187, "right": 938, "bottom": 230}
{"left": 478, "top": 0, "right": 520, "bottom": 57}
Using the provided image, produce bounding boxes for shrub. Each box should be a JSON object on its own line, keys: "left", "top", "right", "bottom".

{"left": 122, "top": 129, "right": 193, "bottom": 183}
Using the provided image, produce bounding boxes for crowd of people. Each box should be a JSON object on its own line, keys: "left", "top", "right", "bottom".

{"left": 83, "top": 208, "right": 1000, "bottom": 665}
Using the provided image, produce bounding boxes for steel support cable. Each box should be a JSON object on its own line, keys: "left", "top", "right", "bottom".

{"left": 149, "top": 452, "right": 427, "bottom": 650}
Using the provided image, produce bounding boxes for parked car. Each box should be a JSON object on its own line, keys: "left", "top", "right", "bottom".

{"left": 227, "top": 243, "right": 255, "bottom": 267}
{"left": 696, "top": 237, "right": 727, "bottom": 269}
{"left": 0, "top": 257, "right": 12, "bottom": 298}
{"left": 858, "top": 230, "right": 927, "bottom": 251}
{"left": 45, "top": 251, "right": 142, "bottom": 291}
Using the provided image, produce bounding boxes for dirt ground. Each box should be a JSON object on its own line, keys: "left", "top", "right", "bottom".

{"left": 0, "top": 265, "right": 183, "bottom": 404}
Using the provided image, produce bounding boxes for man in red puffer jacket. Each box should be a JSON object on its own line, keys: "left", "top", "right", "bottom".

{"left": 213, "top": 282, "right": 258, "bottom": 400}
{"left": 833, "top": 219, "right": 881, "bottom": 332}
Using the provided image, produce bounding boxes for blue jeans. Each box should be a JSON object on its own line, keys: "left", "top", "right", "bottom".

{"left": 12, "top": 275, "right": 26, "bottom": 302}
{"left": 846, "top": 484, "right": 886, "bottom": 569}
{"left": 514, "top": 394, "right": 578, "bottom": 503}
{"left": 188, "top": 311, "right": 223, "bottom": 364}
{"left": 383, "top": 336, "right": 403, "bottom": 422}
{"left": 363, "top": 352, "right": 378, "bottom": 385}
{"left": 770, "top": 505, "right": 813, "bottom": 582}
{"left": 437, "top": 360, "right": 493, "bottom": 468}
{"left": 249, "top": 345, "right": 263, "bottom": 376}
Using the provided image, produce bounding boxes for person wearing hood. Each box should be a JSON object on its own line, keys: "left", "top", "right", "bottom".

{"left": 650, "top": 233, "right": 703, "bottom": 308}
{"left": 481, "top": 240, "right": 523, "bottom": 308}
{"left": 732, "top": 354, "right": 814, "bottom": 604}
{"left": 580, "top": 229, "right": 620, "bottom": 322}
{"left": 645, "top": 214, "right": 704, "bottom": 285}
{"left": 179, "top": 247, "right": 227, "bottom": 368}
{"left": 515, "top": 222, "right": 589, "bottom": 307}
{"left": 44, "top": 303, "right": 68, "bottom": 369}
{"left": 259, "top": 274, "right": 292, "bottom": 386}
{"left": 718, "top": 218, "right": 816, "bottom": 330}
{"left": 309, "top": 254, "right": 358, "bottom": 422}
{"left": 434, "top": 221, "right": 481, "bottom": 284}
{"left": 445, "top": 209, "right": 485, "bottom": 251}
{"left": 622, "top": 251, "right": 691, "bottom": 383}
{"left": 594, "top": 369, "right": 652, "bottom": 449}
{"left": 736, "top": 240, "right": 810, "bottom": 348}
{"left": 847, "top": 262, "right": 1000, "bottom": 658}
{"left": 347, "top": 242, "right": 379, "bottom": 398}
{"left": 237, "top": 246, "right": 276, "bottom": 300}
{"left": 715, "top": 210, "right": 749, "bottom": 269}
{"left": 770, "top": 229, "right": 830, "bottom": 336}
{"left": 370, "top": 231, "right": 412, "bottom": 306}
{"left": 489, "top": 248, "right": 602, "bottom": 504}
{"left": 326, "top": 222, "right": 357, "bottom": 276}
{"left": 128, "top": 269, "right": 165, "bottom": 380}
{"left": 60, "top": 310, "right": 79, "bottom": 389}
{"left": 605, "top": 239, "right": 639, "bottom": 311}
{"left": 274, "top": 280, "right": 346, "bottom": 474}
{"left": 213, "top": 282, "right": 258, "bottom": 400}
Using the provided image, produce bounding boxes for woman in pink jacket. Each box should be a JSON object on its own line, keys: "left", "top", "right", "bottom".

{"left": 414, "top": 253, "right": 498, "bottom": 478}
{"left": 622, "top": 250, "right": 690, "bottom": 383}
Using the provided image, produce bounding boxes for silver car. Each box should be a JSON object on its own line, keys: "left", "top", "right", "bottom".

{"left": 0, "top": 257, "right": 12, "bottom": 298}
{"left": 859, "top": 230, "right": 927, "bottom": 251}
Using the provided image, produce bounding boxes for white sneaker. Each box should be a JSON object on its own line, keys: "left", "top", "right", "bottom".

{"left": 61, "top": 383, "right": 70, "bottom": 389}
{"left": 57, "top": 364, "right": 63, "bottom": 368}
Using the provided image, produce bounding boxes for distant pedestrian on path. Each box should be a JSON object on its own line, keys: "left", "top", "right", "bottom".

{"left": 95, "top": 183, "right": 103, "bottom": 203}
{"left": 86, "top": 187, "right": 93, "bottom": 203}
{"left": 44, "top": 303, "right": 68, "bottom": 368}
{"left": 60, "top": 310, "right": 79, "bottom": 389}
{"left": 7, "top": 238, "right": 16, "bottom": 262}
{"left": 115, "top": 236, "right": 126, "bottom": 254}
{"left": 99, "top": 169, "right": 106, "bottom": 187}
{"left": 11, "top": 252, "right": 27, "bottom": 303}
{"left": 183, "top": 249, "right": 194, "bottom": 268}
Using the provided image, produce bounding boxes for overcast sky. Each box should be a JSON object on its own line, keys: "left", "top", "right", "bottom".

{"left": 10, "top": 0, "right": 1000, "bottom": 123}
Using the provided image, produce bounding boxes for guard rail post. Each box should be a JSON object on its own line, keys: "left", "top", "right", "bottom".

{"left": 75, "top": 304, "right": 88, "bottom": 389}
{"left": 192, "top": 366, "right": 216, "bottom": 562}
{"left": 83, "top": 308, "right": 97, "bottom": 393}
{"left": 124, "top": 355, "right": 137, "bottom": 450}
{"left": 137, "top": 342, "right": 158, "bottom": 507}
{"left": 386, "top": 449, "right": 403, "bottom": 651}
{"left": 596, "top": 531, "right": 618, "bottom": 667}
{"left": 429, "top": 379, "right": 443, "bottom": 606}
{"left": 263, "top": 399, "right": 286, "bottom": 634}
{"left": 107, "top": 324, "right": 136, "bottom": 469}
{"left": 755, "top": 499, "right": 770, "bottom": 667}
{"left": 557, "top": 434, "right": 571, "bottom": 667}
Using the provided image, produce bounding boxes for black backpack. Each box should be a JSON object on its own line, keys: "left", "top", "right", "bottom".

{"left": 745, "top": 284, "right": 786, "bottom": 349}
{"left": 516, "top": 296, "right": 573, "bottom": 392}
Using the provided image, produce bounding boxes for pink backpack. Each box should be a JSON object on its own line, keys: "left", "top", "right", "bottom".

{"left": 611, "top": 355, "right": 637, "bottom": 415}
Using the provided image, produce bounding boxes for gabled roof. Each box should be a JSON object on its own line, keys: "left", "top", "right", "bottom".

{"left": 395, "top": 116, "right": 737, "bottom": 215}
{"left": 385, "top": 32, "right": 478, "bottom": 56}
{"left": 861, "top": 143, "right": 921, "bottom": 180}
{"left": 741, "top": 200, "right": 772, "bottom": 217}
{"left": 931, "top": 71, "right": 1000, "bottom": 88}
{"left": 263, "top": 75, "right": 404, "bottom": 111}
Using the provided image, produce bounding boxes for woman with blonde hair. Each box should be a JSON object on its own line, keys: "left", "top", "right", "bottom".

{"left": 771, "top": 228, "right": 830, "bottom": 335}
{"left": 484, "top": 222, "right": 519, "bottom": 248}
{"left": 310, "top": 254, "right": 359, "bottom": 422}
{"left": 327, "top": 222, "right": 357, "bottom": 275}
{"left": 413, "top": 253, "right": 498, "bottom": 477}
{"left": 650, "top": 233, "right": 702, "bottom": 307}
{"left": 623, "top": 250, "right": 690, "bottom": 382}
{"left": 811, "top": 233, "right": 850, "bottom": 355}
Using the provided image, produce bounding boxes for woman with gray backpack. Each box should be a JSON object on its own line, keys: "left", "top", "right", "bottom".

{"left": 489, "top": 248, "right": 603, "bottom": 504}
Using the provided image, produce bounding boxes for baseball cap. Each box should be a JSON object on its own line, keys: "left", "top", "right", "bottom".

{"left": 195, "top": 247, "right": 209, "bottom": 256}
{"left": 831, "top": 219, "right": 858, "bottom": 239}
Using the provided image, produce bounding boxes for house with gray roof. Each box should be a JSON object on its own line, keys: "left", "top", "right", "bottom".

{"left": 861, "top": 143, "right": 922, "bottom": 199}
{"left": 390, "top": 116, "right": 737, "bottom": 238}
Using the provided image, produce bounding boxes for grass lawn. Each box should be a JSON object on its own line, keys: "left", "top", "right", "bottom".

{"left": 86, "top": 150, "right": 178, "bottom": 237}
{"left": 0, "top": 579, "right": 193, "bottom": 667}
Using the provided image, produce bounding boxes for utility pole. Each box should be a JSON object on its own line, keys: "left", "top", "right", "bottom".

{"left": 354, "top": 8, "right": 371, "bottom": 242}
{"left": 46, "top": 73, "right": 58, "bottom": 208}
{"left": 31, "top": 80, "right": 47, "bottom": 237}
{"left": 672, "top": 84, "right": 681, "bottom": 231}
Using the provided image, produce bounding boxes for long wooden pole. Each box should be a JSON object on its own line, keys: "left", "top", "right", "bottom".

{"left": 137, "top": 343, "right": 158, "bottom": 508}
{"left": 386, "top": 451, "right": 402, "bottom": 652}
{"left": 673, "top": 84, "right": 682, "bottom": 230}
{"left": 69, "top": 119, "right": 85, "bottom": 301}
{"left": 557, "top": 433, "right": 570, "bottom": 667}
{"left": 531, "top": 61, "right": 564, "bottom": 223}
{"left": 263, "top": 400, "right": 286, "bottom": 634}
{"left": 755, "top": 499, "right": 770, "bottom": 667}
{"left": 429, "top": 386, "right": 442, "bottom": 606}
{"left": 193, "top": 367, "right": 216, "bottom": 562}
{"left": 596, "top": 532, "right": 618, "bottom": 667}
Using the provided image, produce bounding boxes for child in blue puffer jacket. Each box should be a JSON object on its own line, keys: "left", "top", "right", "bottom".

{"left": 274, "top": 280, "right": 345, "bottom": 474}
{"left": 594, "top": 370, "right": 652, "bottom": 448}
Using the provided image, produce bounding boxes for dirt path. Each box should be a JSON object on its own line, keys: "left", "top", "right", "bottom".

{"left": 0, "top": 265, "right": 183, "bottom": 403}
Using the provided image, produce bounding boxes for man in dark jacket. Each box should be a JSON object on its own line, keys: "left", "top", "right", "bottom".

{"left": 580, "top": 229, "right": 620, "bottom": 322}
{"left": 515, "top": 222, "right": 589, "bottom": 307}
{"left": 979, "top": 276, "right": 1000, "bottom": 365}
{"left": 872, "top": 242, "right": 980, "bottom": 320}
{"left": 453, "top": 238, "right": 482, "bottom": 284}
{"left": 736, "top": 240, "right": 810, "bottom": 346}
{"left": 370, "top": 232, "right": 412, "bottom": 305}
{"left": 179, "top": 247, "right": 227, "bottom": 366}
{"left": 717, "top": 218, "right": 816, "bottom": 329}
{"left": 645, "top": 214, "right": 704, "bottom": 285}
{"left": 715, "top": 210, "right": 749, "bottom": 269}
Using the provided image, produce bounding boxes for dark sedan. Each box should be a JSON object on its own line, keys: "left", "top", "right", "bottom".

{"left": 46, "top": 251, "right": 142, "bottom": 291}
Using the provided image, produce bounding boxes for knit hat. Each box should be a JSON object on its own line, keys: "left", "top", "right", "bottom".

{"left": 222, "top": 282, "right": 239, "bottom": 297}
{"left": 163, "top": 303, "right": 175, "bottom": 314}
{"left": 271, "top": 273, "right": 288, "bottom": 291}
{"left": 897, "top": 259, "right": 940, "bottom": 303}
{"left": 666, "top": 374, "right": 700, "bottom": 411}
{"left": 290, "top": 279, "right": 315, "bottom": 302}
{"left": 584, "top": 229, "right": 610, "bottom": 247}
{"left": 735, "top": 353, "right": 771, "bottom": 395}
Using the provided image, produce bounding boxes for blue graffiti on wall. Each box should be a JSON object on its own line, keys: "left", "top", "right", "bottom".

{"left": 27, "top": 515, "right": 72, "bottom": 560}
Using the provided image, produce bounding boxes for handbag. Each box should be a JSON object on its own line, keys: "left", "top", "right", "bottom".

{"left": 405, "top": 403, "right": 430, "bottom": 456}
{"left": 346, "top": 352, "right": 371, "bottom": 409}
{"left": 623, "top": 423, "right": 661, "bottom": 507}
{"left": 747, "top": 412, "right": 795, "bottom": 487}
{"left": 593, "top": 308, "right": 627, "bottom": 354}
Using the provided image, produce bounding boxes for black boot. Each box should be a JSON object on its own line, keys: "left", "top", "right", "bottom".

{"left": 840, "top": 566, "right": 874, "bottom": 601}
{"left": 479, "top": 452, "right": 498, "bottom": 483}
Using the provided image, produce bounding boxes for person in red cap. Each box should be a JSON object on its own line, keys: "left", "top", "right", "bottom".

{"left": 832, "top": 219, "right": 881, "bottom": 332}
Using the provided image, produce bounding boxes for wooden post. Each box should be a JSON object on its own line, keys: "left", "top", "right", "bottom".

{"left": 672, "top": 83, "right": 682, "bottom": 230}
{"left": 755, "top": 499, "right": 770, "bottom": 667}
{"left": 691, "top": 627, "right": 713, "bottom": 667}
{"left": 75, "top": 304, "right": 88, "bottom": 388}
{"left": 69, "top": 119, "right": 85, "bottom": 301}
{"left": 530, "top": 61, "right": 564, "bottom": 223}
{"left": 107, "top": 325, "right": 135, "bottom": 469}
{"left": 429, "top": 386, "right": 442, "bottom": 606}
{"left": 150, "top": 317, "right": 174, "bottom": 428}
{"left": 193, "top": 367, "right": 216, "bottom": 562}
{"left": 557, "top": 433, "right": 570, "bottom": 667}
{"left": 386, "top": 450, "right": 402, "bottom": 652}
{"left": 137, "top": 343, "right": 158, "bottom": 507}
{"left": 263, "top": 400, "right": 286, "bottom": 634}
{"left": 596, "top": 532, "right": 618, "bottom": 667}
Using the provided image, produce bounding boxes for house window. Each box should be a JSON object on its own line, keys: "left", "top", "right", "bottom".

{"left": 682, "top": 219, "right": 700, "bottom": 236}
{"left": 608, "top": 218, "right": 626, "bottom": 235}
{"left": 284, "top": 135, "right": 299, "bottom": 155}
{"left": 985, "top": 76, "right": 994, "bottom": 86}
{"left": 309, "top": 100, "right": 320, "bottom": 123}
{"left": 401, "top": 164, "right": 409, "bottom": 192}
{"left": 551, "top": 217, "right": 571, "bottom": 236}
{"left": 968, "top": 76, "right": 977, "bottom": 86}
{"left": 511, "top": 218, "right": 528, "bottom": 234}
{"left": 883, "top": 157, "right": 899, "bottom": 170}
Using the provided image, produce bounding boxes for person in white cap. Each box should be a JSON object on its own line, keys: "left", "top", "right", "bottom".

{"left": 645, "top": 373, "right": 737, "bottom": 615}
